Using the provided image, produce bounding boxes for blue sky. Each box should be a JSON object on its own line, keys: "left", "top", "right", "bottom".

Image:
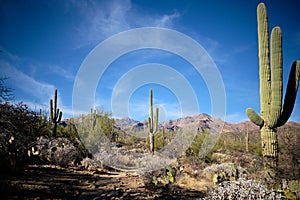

{"left": 0, "top": 0, "right": 300, "bottom": 123}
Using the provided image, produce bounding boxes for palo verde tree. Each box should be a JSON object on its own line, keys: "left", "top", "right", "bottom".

{"left": 246, "top": 3, "right": 300, "bottom": 181}
{"left": 50, "top": 89, "right": 62, "bottom": 137}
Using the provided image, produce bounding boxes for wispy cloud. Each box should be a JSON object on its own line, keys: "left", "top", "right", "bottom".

{"left": 49, "top": 64, "right": 75, "bottom": 81}
{"left": 0, "top": 61, "right": 55, "bottom": 102}
{"left": 0, "top": 58, "right": 75, "bottom": 119}
{"left": 68, "top": 0, "right": 180, "bottom": 47}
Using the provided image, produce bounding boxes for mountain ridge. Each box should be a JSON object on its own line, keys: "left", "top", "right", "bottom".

{"left": 114, "top": 113, "right": 300, "bottom": 133}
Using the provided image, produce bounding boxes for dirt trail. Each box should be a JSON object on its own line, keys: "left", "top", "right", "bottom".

{"left": 0, "top": 165, "right": 206, "bottom": 199}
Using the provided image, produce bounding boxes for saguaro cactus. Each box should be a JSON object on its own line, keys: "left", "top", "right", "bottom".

{"left": 148, "top": 88, "right": 159, "bottom": 155}
{"left": 246, "top": 3, "right": 300, "bottom": 180}
{"left": 50, "top": 89, "right": 62, "bottom": 137}
{"left": 245, "top": 124, "right": 249, "bottom": 153}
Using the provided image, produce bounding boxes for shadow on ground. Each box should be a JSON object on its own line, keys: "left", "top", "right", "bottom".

{"left": 0, "top": 165, "right": 205, "bottom": 199}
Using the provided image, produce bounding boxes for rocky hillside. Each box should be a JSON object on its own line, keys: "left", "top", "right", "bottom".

{"left": 114, "top": 113, "right": 300, "bottom": 134}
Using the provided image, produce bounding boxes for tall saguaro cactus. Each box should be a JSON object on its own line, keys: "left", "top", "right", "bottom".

{"left": 148, "top": 88, "right": 159, "bottom": 155}
{"left": 50, "top": 89, "right": 62, "bottom": 137}
{"left": 246, "top": 3, "right": 300, "bottom": 180}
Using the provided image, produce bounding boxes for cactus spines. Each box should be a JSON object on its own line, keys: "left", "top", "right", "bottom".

{"left": 50, "top": 89, "right": 62, "bottom": 137}
{"left": 246, "top": 3, "right": 300, "bottom": 180}
{"left": 148, "top": 88, "right": 159, "bottom": 154}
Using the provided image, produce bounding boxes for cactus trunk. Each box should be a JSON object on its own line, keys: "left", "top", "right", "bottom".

{"left": 50, "top": 89, "right": 62, "bottom": 137}
{"left": 245, "top": 124, "right": 249, "bottom": 153}
{"left": 148, "top": 89, "right": 158, "bottom": 155}
{"left": 261, "top": 125, "right": 278, "bottom": 178}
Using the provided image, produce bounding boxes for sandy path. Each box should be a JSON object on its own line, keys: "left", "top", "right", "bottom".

{"left": 0, "top": 165, "right": 205, "bottom": 199}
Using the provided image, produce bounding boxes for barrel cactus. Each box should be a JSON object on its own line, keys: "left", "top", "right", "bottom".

{"left": 246, "top": 3, "right": 300, "bottom": 180}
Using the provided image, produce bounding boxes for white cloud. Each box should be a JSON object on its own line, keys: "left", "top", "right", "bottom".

{"left": 69, "top": 0, "right": 181, "bottom": 46}
{"left": 0, "top": 60, "right": 74, "bottom": 119}
{"left": 49, "top": 64, "right": 75, "bottom": 81}
{"left": 0, "top": 61, "right": 55, "bottom": 103}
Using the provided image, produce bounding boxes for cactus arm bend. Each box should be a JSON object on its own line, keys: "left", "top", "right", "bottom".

{"left": 246, "top": 108, "right": 264, "bottom": 127}
{"left": 277, "top": 61, "right": 300, "bottom": 127}
{"left": 269, "top": 27, "right": 283, "bottom": 127}
{"left": 57, "top": 108, "right": 62, "bottom": 122}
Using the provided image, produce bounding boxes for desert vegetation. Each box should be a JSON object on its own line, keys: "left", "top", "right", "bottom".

{"left": 1, "top": 82, "right": 299, "bottom": 199}
{"left": 0, "top": 2, "right": 299, "bottom": 200}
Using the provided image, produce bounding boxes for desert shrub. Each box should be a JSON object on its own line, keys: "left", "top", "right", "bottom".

{"left": 288, "top": 180, "right": 300, "bottom": 193}
{"left": 121, "top": 135, "right": 139, "bottom": 146}
{"left": 203, "top": 163, "right": 248, "bottom": 185}
{"left": 75, "top": 109, "right": 116, "bottom": 155}
{"left": 277, "top": 128, "right": 300, "bottom": 180}
{"left": 80, "top": 157, "right": 102, "bottom": 170}
{"left": 34, "top": 136, "right": 83, "bottom": 166}
{"left": 142, "top": 165, "right": 177, "bottom": 189}
{"left": 144, "top": 128, "right": 174, "bottom": 151}
{"left": 0, "top": 102, "right": 47, "bottom": 172}
{"left": 153, "top": 130, "right": 165, "bottom": 151}
{"left": 186, "top": 129, "right": 209, "bottom": 157}
{"left": 184, "top": 129, "right": 218, "bottom": 165}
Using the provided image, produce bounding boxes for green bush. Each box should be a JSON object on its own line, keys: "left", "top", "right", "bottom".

{"left": 185, "top": 128, "right": 209, "bottom": 157}
{"left": 75, "top": 109, "right": 116, "bottom": 155}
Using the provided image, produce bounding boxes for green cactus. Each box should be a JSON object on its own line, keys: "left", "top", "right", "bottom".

{"left": 162, "top": 126, "right": 165, "bottom": 147}
{"left": 148, "top": 88, "right": 159, "bottom": 155}
{"left": 50, "top": 89, "right": 62, "bottom": 137}
{"left": 164, "top": 165, "right": 176, "bottom": 184}
{"left": 245, "top": 124, "right": 249, "bottom": 153}
{"left": 246, "top": 3, "right": 300, "bottom": 180}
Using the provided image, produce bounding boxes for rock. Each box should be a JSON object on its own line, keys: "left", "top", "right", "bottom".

{"left": 80, "top": 157, "right": 102, "bottom": 171}
{"left": 205, "top": 179, "right": 285, "bottom": 199}
{"left": 35, "top": 136, "right": 84, "bottom": 166}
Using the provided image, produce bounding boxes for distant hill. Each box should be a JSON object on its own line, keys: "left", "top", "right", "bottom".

{"left": 114, "top": 113, "right": 300, "bottom": 134}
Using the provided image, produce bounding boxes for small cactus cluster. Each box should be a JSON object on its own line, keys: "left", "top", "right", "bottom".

{"left": 151, "top": 165, "right": 177, "bottom": 187}
{"left": 212, "top": 164, "right": 239, "bottom": 185}
{"left": 50, "top": 89, "right": 62, "bottom": 137}
{"left": 203, "top": 163, "right": 245, "bottom": 185}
